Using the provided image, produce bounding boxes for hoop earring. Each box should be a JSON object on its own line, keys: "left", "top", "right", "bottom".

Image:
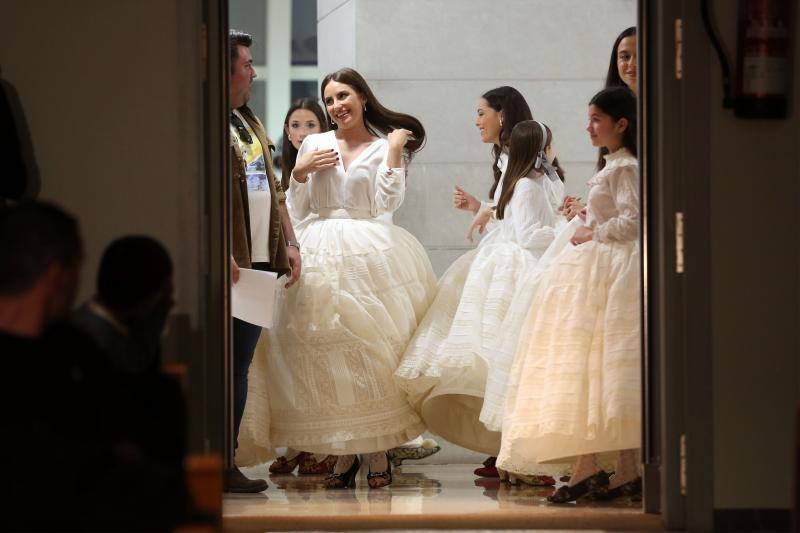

{"left": 499, "top": 118, "right": 504, "bottom": 128}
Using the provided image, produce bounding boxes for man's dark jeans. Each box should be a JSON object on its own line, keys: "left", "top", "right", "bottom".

{"left": 232, "top": 261, "right": 270, "bottom": 449}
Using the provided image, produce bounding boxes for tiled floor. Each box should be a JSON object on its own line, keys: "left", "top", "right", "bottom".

{"left": 223, "top": 464, "right": 662, "bottom": 531}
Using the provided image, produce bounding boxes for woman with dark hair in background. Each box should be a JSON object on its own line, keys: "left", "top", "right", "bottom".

{"left": 605, "top": 26, "right": 637, "bottom": 93}
{"left": 452, "top": 86, "right": 535, "bottom": 227}
{"left": 278, "top": 98, "right": 328, "bottom": 191}
{"left": 238, "top": 68, "right": 436, "bottom": 490}
{"left": 497, "top": 86, "right": 642, "bottom": 503}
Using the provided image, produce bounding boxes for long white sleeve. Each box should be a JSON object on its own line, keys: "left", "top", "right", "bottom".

{"left": 372, "top": 161, "right": 406, "bottom": 215}
{"left": 593, "top": 165, "right": 639, "bottom": 243}
{"left": 508, "top": 178, "right": 557, "bottom": 253}
{"left": 287, "top": 137, "right": 312, "bottom": 221}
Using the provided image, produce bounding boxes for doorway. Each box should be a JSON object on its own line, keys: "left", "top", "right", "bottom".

{"left": 198, "top": 0, "right": 715, "bottom": 530}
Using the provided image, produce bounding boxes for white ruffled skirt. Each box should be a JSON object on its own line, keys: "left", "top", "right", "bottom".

{"left": 497, "top": 237, "right": 641, "bottom": 473}
{"left": 236, "top": 212, "right": 436, "bottom": 465}
{"left": 394, "top": 220, "right": 575, "bottom": 455}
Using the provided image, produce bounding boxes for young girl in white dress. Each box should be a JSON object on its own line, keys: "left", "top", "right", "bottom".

{"left": 395, "top": 119, "right": 562, "bottom": 480}
{"left": 238, "top": 68, "right": 437, "bottom": 489}
{"left": 497, "top": 86, "right": 642, "bottom": 503}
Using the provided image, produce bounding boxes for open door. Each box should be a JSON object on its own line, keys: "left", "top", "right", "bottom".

{"left": 641, "top": 0, "right": 714, "bottom": 529}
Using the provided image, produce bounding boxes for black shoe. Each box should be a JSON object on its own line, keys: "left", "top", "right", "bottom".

{"left": 547, "top": 470, "right": 610, "bottom": 503}
{"left": 224, "top": 466, "right": 268, "bottom": 493}
{"left": 324, "top": 456, "right": 360, "bottom": 489}
{"left": 604, "top": 476, "right": 642, "bottom": 501}
{"left": 367, "top": 454, "right": 392, "bottom": 489}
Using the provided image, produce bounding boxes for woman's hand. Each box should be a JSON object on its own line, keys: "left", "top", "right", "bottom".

{"left": 453, "top": 186, "right": 481, "bottom": 214}
{"left": 293, "top": 149, "right": 338, "bottom": 183}
{"left": 388, "top": 128, "right": 413, "bottom": 151}
{"left": 570, "top": 225, "right": 593, "bottom": 246}
{"left": 564, "top": 198, "right": 586, "bottom": 221}
{"left": 387, "top": 128, "right": 413, "bottom": 168}
{"left": 466, "top": 207, "right": 493, "bottom": 243}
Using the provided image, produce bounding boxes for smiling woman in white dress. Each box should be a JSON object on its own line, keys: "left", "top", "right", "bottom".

{"left": 237, "top": 68, "right": 436, "bottom": 490}
{"left": 395, "top": 117, "right": 564, "bottom": 481}
{"left": 497, "top": 86, "right": 642, "bottom": 503}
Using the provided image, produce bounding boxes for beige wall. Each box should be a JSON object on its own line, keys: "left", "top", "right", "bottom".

{"left": 709, "top": 1, "right": 800, "bottom": 509}
{"left": 0, "top": 0, "right": 206, "bottom": 329}
{"left": 319, "top": 0, "right": 636, "bottom": 276}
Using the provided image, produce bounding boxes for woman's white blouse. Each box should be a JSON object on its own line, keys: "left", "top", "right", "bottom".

{"left": 288, "top": 131, "right": 405, "bottom": 220}
{"left": 495, "top": 175, "right": 557, "bottom": 257}
{"left": 585, "top": 148, "right": 640, "bottom": 243}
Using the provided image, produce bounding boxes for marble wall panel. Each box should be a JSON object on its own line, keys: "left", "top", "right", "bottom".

{"left": 317, "top": 0, "right": 350, "bottom": 20}
{"left": 355, "top": 0, "right": 636, "bottom": 81}
{"left": 317, "top": 0, "right": 356, "bottom": 74}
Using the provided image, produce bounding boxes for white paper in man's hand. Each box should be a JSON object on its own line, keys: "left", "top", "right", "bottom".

{"left": 231, "top": 268, "right": 279, "bottom": 328}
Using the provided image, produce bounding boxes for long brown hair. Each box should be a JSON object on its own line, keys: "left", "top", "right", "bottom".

{"left": 481, "top": 86, "right": 533, "bottom": 199}
{"left": 279, "top": 98, "right": 328, "bottom": 189}
{"left": 606, "top": 27, "right": 637, "bottom": 89}
{"left": 600, "top": 28, "right": 637, "bottom": 168}
{"left": 320, "top": 68, "right": 426, "bottom": 154}
{"left": 496, "top": 120, "right": 545, "bottom": 220}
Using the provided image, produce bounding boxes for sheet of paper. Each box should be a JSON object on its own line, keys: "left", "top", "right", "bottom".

{"left": 231, "top": 268, "right": 279, "bottom": 328}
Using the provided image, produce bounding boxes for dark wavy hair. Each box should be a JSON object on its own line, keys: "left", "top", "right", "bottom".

{"left": 480, "top": 86, "right": 533, "bottom": 199}
{"left": 279, "top": 98, "right": 329, "bottom": 189}
{"left": 98, "top": 236, "right": 172, "bottom": 309}
{"left": 321, "top": 68, "right": 426, "bottom": 155}
{"left": 605, "top": 26, "right": 636, "bottom": 89}
{"left": 229, "top": 29, "right": 253, "bottom": 74}
{"left": 0, "top": 201, "right": 82, "bottom": 295}
{"left": 589, "top": 86, "right": 637, "bottom": 170}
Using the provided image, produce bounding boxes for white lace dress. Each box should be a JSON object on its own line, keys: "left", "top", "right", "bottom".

{"left": 497, "top": 148, "right": 641, "bottom": 473}
{"left": 235, "top": 131, "right": 437, "bottom": 464}
{"left": 395, "top": 172, "right": 559, "bottom": 455}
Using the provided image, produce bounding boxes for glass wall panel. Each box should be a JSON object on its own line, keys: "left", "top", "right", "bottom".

{"left": 291, "top": 0, "right": 317, "bottom": 65}
{"left": 230, "top": 0, "right": 267, "bottom": 65}
{"left": 291, "top": 80, "right": 318, "bottom": 102}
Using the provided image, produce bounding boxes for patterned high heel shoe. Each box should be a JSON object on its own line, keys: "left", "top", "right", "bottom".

{"left": 514, "top": 473, "right": 556, "bottom": 486}
{"left": 367, "top": 453, "right": 392, "bottom": 489}
{"left": 602, "top": 476, "right": 642, "bottom": 501}
{"left": 323, "top": 456, "right": 360, "bottom": 489}
{"left": 298, "top": 454, "right": 337, "bottom": 475}
{"left": 547, "top": 470, "right": 610, "bottom": 503}
{"left": 387, "top": 438, "right": 441, "bottom": 466}
{"left": 269, "top": 451, "right": 310, "bottom": 474}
